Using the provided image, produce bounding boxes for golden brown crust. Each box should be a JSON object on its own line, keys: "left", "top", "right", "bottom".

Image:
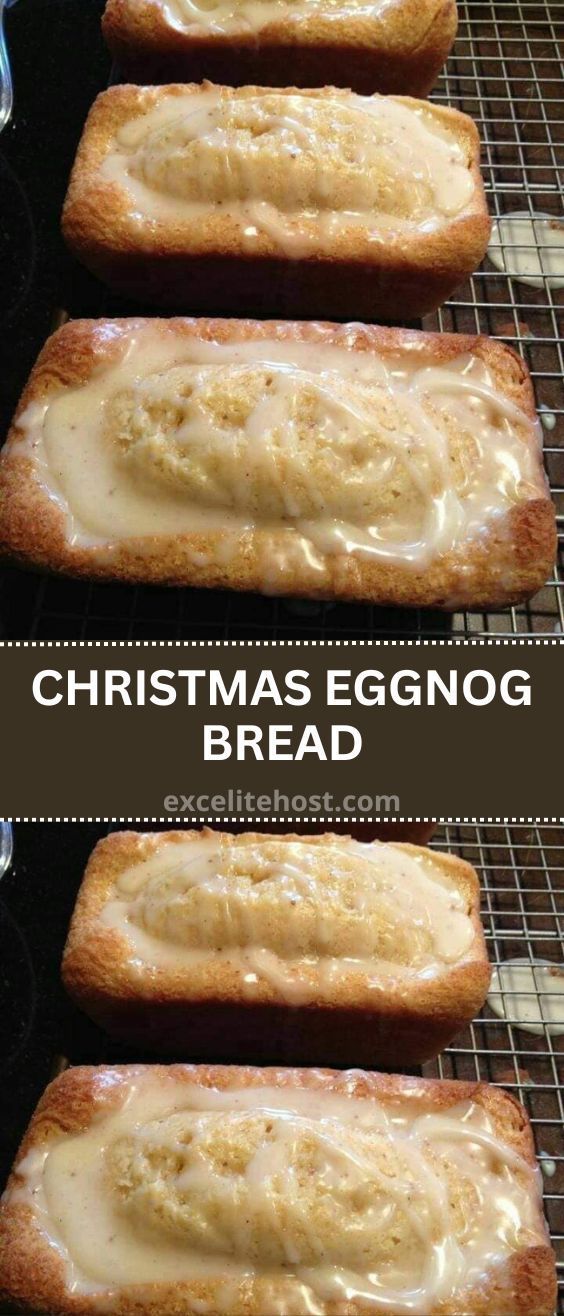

{"left": 0, "top": 316, "right": 556, "bottom": 609}
{"left": 102, "top": 0, "right": 458, "bottom": 96}
{"left": 0, "top": 1063, "right": 557, "bottom": 1315}
{"left": 61, "top": 827, "right": 491, "bottom": 1065}
{"left": 60, "top": 82, "right": 491, "bottom": 319}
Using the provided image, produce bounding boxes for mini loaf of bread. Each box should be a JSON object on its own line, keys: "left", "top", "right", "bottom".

{"left": 102, "top": 0, "right": 458, "bottom": 97}
{"left": 0, "top": 317, "right": 556, "bottom": 609}
{"left": 61, "top": 828, "right": 491, "bottom": 1065}
{"left": 0, "top": 1064, "right": 557, "bottom": 1316}
{"left": 61, "top": 82, "right": 491, "bottom": 319}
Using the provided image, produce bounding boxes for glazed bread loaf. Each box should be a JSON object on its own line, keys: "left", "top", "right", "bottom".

{"left": 102, "top": 0, "right": 458, "bottom": 96}
{"left": 61, "top": 82, "right": 491, "bottom": 319}
{"left": 0, "top": 317, "right": 556, "bottom": 609}
{"left": 61, "top": 828, "right": 491, "bottom": 1065}
{"left": 0, "top": 1064, "right": 556, "bottom": 1315}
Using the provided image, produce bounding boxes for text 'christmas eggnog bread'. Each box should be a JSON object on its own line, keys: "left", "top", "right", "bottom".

{"left": 0, "top": 318, "right": 555, "bottom": 608}
{"left": 61, "top": 83, "right": 490, "bottom": 319}
{"left": 61, "top": 828, "right": 491, "bottom": 1065}
{"left": 0, "top": 1065, "right": 557, "bottom": 1315}
{"left": 102, "top": 0, "right": 458, "bottom": 96}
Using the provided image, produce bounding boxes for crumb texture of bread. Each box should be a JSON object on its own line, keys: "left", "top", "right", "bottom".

{"left": 61, "top": 828, "right": 491, "bottom": 1065}
{"left": 60, "top": 83, "right": 491, "bottom": 318}
{"left": 0, "top": 318, "right": 556, "bottom": 609}
{"left": 102, "top": 0, "right": 458, "bottom": 96}
{"left": 0, "top": 1065, "right": 557, "bottom": 1316}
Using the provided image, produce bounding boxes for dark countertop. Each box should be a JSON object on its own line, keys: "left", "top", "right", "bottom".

{"left": 0, "top": 1, "right": 109, "bottom": 435}
{"left": 0, "top": 824, "right": 106, "bottom": 1187}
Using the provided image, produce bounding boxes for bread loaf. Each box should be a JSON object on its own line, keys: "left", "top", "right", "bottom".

{"left": 61, "top": 82, "right": 491, "bottom": 319}
{"left": 0, "top": 317, "right": 555, "bottom": 609}
{"left": 0, "top": 1063, "right": 556, "bottom": 1315}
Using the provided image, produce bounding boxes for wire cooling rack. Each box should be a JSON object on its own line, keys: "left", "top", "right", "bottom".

{"left": 0, "top": 0, "right": 562, "bottom": 640}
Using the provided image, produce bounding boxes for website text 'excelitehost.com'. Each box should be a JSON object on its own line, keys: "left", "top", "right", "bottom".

{"left": 163, "top": 790, "right": 401, "bottom": 818}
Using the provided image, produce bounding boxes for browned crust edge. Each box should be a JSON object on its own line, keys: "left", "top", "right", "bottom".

{"left": 0, "top": 317, "right": 556, "bottom": 608}
{"left": 60, "top": 82, "right": 492, "bottom": 319}
{"left": 0, "top": 1063, "right": 557, "bottom": 1316}
{"left": 101, "top": 0, "right": 458, "bottom": 96}
{"left": 61, "top": 828, "right": 491, "bottom": 1064}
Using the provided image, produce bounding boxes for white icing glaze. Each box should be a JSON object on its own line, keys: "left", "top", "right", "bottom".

{"left": 163, "top": 0, "right": 397, "bottom": 34}
{"left": 10, "top": 1071, "right": 546, "bottom": 1312}
{"left": 97, "top": 834, "right": 478, "bottom": 1003}
{"left": 16, "top": 323, "right": 544, "bottom": 578}
{"left": 100, "top": 88, "right": 477, "bottom": 256}
{"left": 488, "top": 958, "right": 564, "bottom": 1037}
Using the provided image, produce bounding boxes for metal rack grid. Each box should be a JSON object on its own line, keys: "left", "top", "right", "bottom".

{"left": 423, "top": 0, "right": 564, "bottom": 639}
{"left": 0, "top": 0, "right": 562, "bottom": 639}
{"left": 426, "top": 823, "right": 564, "bottom": 1314}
